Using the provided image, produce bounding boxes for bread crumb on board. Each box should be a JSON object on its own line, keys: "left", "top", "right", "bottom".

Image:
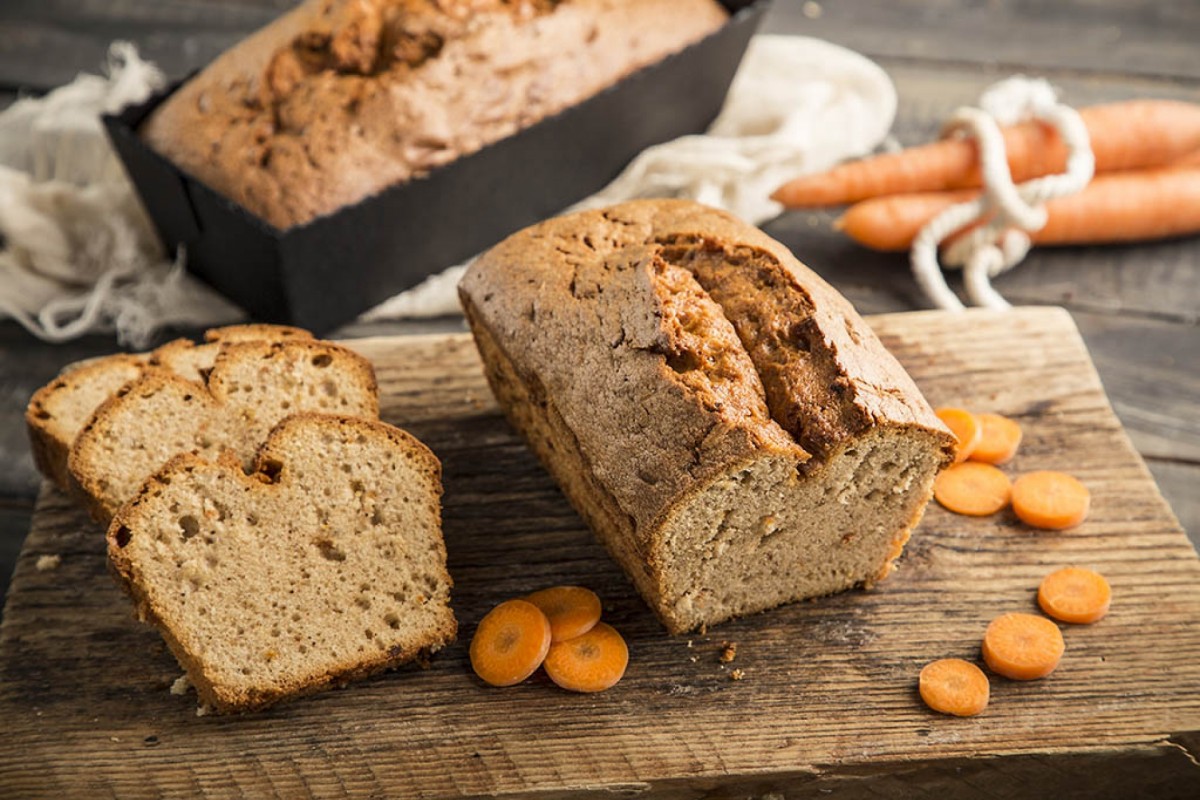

{"left": 35, "top": 554, "right": 61, "bottom": 571}
{"left": 719, "top": 642, "right": 738, "bottom": 664}
{"left": 169, "top": 675, "right": 192, "bottom": 696}
{"left": 729, "top": 669, "right": 746, "bottom": 682}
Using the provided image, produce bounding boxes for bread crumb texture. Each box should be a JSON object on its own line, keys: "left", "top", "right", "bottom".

{"left": 35, "top": 554, "right": 62, "bottom": 571}
{"left": 460, "top": 199, "right": 955, "bottom": 633}
{"left": 108, "top": 414, "right": 455, "bottom": 713}
{"left": 140, "top": 0, "right": 729, "bottom": 229}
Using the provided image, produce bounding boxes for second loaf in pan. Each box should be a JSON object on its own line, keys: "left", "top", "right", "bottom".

{"left": 140, "top": 0, "right": 730, "bottom": 230}
{"left": 460, "top": 200, "right": 955, "bottom": 634}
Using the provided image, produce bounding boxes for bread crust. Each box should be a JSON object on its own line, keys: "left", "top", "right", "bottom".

{"left": 107, "top": 413, "right": 455, "bottom": 713}
{"left": 460, "top": 199, "right": 955, "bottom": 632}
{"left": 140, "top": 0, "right": 729, "bottom": 229}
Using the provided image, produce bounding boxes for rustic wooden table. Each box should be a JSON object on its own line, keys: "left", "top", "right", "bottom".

{"left": 0, "top": 0, "right": 1196, "bottom": 622}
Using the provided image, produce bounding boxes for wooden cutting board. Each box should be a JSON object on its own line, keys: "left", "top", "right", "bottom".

{"left": 2, "top": 307, "right": 1198, "bottom": 799}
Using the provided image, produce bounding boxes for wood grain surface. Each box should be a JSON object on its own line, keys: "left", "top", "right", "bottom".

{"left": 1, "top": 307, "right": 1197, "bottom": 799}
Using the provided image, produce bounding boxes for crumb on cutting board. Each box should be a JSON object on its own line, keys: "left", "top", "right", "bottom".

{"left": 170, "top": 675, "right": 191, "bottom": 696}
{"left": 719, "top": 642, "right": 738, "bottom": 664}
{"left": 729, "top": 669, "right": 745, "bottom": 682}
{"left": 35, "top": 554, "right": 61, "bottom": 571}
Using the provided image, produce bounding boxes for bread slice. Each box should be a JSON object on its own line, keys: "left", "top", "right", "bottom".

{"left": 70, "top": 339, "right": 379, "bottom": 522}
{"left": 459, "top": 199, "right": 956, "bottom": 633}
{"left": 26, "top": 354, "right": 150, "bottom": 492}
{"left": 107, "top": 413, "right": 456, "bottom": 713}
{"left": 151, "top": 324, "right": 313, "bottom": 384}
{"left": 26, "top": 325, "right": 314, "bottom": 492}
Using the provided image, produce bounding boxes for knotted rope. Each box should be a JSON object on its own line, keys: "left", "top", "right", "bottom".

{"left": 910, "top": 78, "right": 1095, "bottom": 310}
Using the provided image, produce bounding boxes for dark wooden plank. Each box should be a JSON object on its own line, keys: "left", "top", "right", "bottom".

{"left": 1, "top": 308, "right": 1198, "bottom": 798}
{"left": 765, "top": 0, "right": 1200, "bottom": 81}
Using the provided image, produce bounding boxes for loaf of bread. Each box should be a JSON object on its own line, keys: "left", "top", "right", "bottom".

{"left": 69, "top": 339, "right": 379, "bottom": 522}
{"left": 108, "top": 413, "right": 455, "bottom": 713}
{"left": 459, "top": 200, "right": 956, "bottom": 634}
{"left": 26, "top": 324, "right": 313, "bottom": 494}
{"left": 140, "top": 0, "right": 729, "bottom": 230}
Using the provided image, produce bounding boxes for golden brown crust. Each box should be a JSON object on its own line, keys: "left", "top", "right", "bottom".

{"left": 460, "top": 199, "right": 956, "bottom": 632}
{"left": 461, "top": 200, "right": 953, "bottom": 531}
{"left": 140, "top": 0, "right": 729, "bottom": 229}
{"left": 107, "top": 413, "right": 454, "bottom": 713}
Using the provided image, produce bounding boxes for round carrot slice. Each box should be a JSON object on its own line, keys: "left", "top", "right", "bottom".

{"left": 525, "top": 586, "right": 603, "bottom": 643}
{"left": 469, "top": 599, "right": 552, "bottom": 687}
{"left": 1038, "top": 567, "right": 1112, "bottom": 624}
{"left": 981, "top": 612, "right": 1065, "bottom": 680}
{"left": 936, "top": 407, "right": 983, "bottom": 463}
{"left": 919, "top": 658, "right": 990, "bottom": 717}
{"left": 543, "top": 622, "right": 629, "bottom": 693}
{"left": 970, "top": 413, "right": 1023, "bottom": 465}
{"left": 934, "top": 462, "right": 1012, "bottom": 516}
{"left": 1012, "top": 471, "right": 1090, "bottom": 530}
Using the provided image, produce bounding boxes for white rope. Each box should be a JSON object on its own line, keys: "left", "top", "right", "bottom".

{"left": 909, "top": 77, "right": 1095, "bottom": 310}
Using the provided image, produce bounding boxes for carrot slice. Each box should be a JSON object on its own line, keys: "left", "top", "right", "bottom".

{"left": 981, "top": 612, "right": 1065, "bottom": 680}
{"left": 936, "top": 407, "right": 983, "bottom": 463}
{"left": 970, "top": 413, "right": 1023, "bottom": 465}
{"left": 525, "top": 586, "right": 603, "bottom": 643}
{"left": 1038, "top": 567, "right": 1112, "bottom": 624}
{"left": 934, "top": 462, "right": 1012, "bottom": 516}
{"left": 1012, "top": 471, "right": 1091, "bottom": 530}
{"left": 469, "top": 599, "right": 552, "bottom": 687}
{"left": 919, "top": 658, "right": 990, "bottom": 717}
{"left": 543, "top": 622, "right": 629, "bottom": 693}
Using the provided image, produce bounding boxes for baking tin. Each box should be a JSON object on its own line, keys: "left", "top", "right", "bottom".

{"left": 104, "top": 1, "right": 770, "bottom": 333}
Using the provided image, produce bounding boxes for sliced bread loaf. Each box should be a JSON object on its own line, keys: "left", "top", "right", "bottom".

{"left": 26, "top": 324, "right": 315, "bottom": 493}
{"left": 460, "top": 199, "right": 956, "bottom": 633}
{"left": 70, "top": 339, "right": 379, "bottom": 522}
{"left": 151, "top": 324, "right": 313, "bottom": 383}
{"left": 107, "top": 413, "right": 455, "bottom": 713}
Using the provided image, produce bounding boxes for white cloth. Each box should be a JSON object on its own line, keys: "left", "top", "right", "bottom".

{"left": 0, "top": 36, "right": 897, "bottom": 344}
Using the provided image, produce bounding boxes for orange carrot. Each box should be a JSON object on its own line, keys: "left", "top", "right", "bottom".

{"left": 773, "top": 100, "right": 1200, "bottom": 207}
{"left": 1038, "top": 567, "right": 1112, "bottom": 624}
{"left": 919, "top": 658, "right": 990, "bottom": 717}
{"left": 1012, "top": 471, "right": 1090, "bottom": 530}
{"left": 981, "top": 612, "right": 1065, "bottom": 680}
{"left": 1175, "top": 149, "right": 1200, "bottom": 167}
{"left": 836, "top": 166, "right": 1200, "bottom": 251}
{"left": 542, "top": 622, "right": 629, "bottom": 693}
{"left": 525, "top": 586, "right": 603, "bottom": 643}
{"left": 469, "top": 599, "right": 552, "bottom": 687}
{"left": 970, "top": 413, "right": 1023, "bottom": 465}
{"left": 936, "top": 407, "right": 983, "bottom": 463}
{"left": 934, "top": 462, "right": 1012, "bottom": 517}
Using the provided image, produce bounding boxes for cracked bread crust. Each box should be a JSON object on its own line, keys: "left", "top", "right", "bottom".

{"left": 460, "top": 199, "right": 955, "bottom": 632}
{"left": 107, "top": 413, "right": 455, "bottom": 713}
{"left": 140, "top": 0, "right": 729, "bottom": 230}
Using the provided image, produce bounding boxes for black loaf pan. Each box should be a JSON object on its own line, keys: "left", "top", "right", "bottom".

{"left": 104, "top": 0, "right": 771, "bottom": 334}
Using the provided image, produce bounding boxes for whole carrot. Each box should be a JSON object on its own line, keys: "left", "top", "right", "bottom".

{"left": 772, "top": 100, "right": 1200, "bottom": 207}
{"left": 836, "top": 166, "right": 1200, "bottom": 251}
